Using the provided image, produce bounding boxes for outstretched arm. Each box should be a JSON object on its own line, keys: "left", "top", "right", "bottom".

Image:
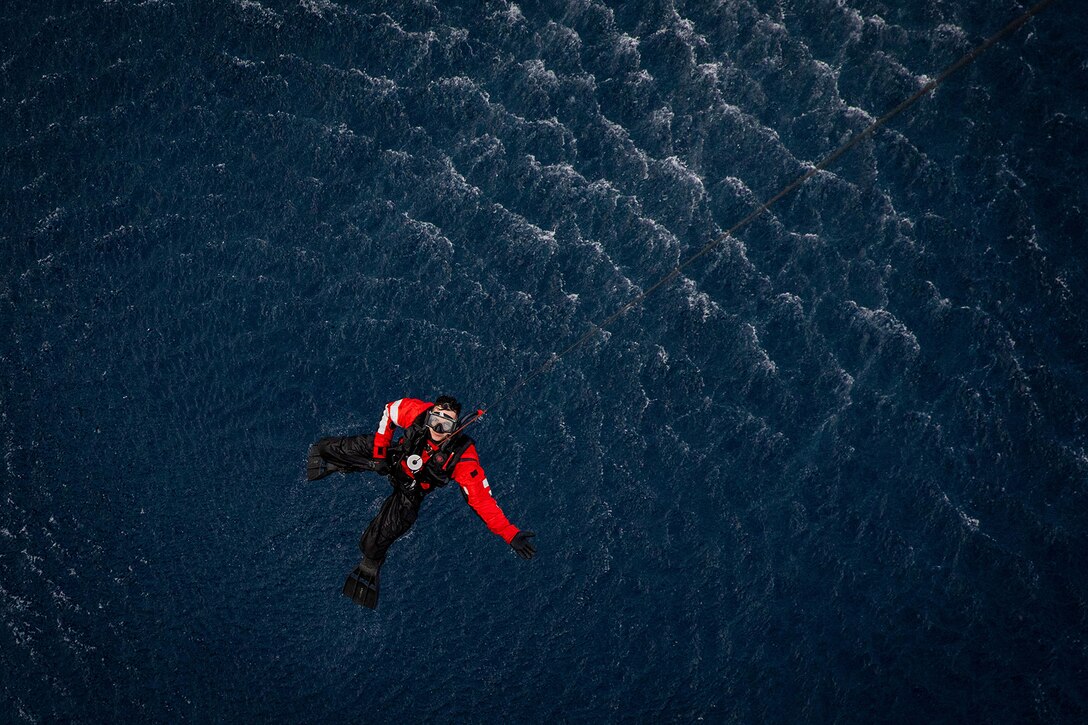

{"left": 453, "top": 447, "right": 520, "bottom": 544}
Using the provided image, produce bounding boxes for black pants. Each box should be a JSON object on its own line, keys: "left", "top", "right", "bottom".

{"left": 313, "top": 434, "right": 421, "bottom": 563}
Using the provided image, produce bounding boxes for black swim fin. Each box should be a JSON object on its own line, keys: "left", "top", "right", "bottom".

{"left": 307, "top": 444, "right": 341, "bottom": 481}
{"left": 342, "top": 557, "right": 381, "bottom": 609}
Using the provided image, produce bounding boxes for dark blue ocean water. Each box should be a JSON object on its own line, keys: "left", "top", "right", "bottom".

{"left": 3, "top": 0, "right": 1086, "bottom": 721}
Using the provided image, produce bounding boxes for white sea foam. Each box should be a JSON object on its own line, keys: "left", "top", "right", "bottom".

{"left": 718, "top": 175, "right": 754, "bottom": 199}
{"left": 841, "top": 104, "right": 876, "bottom": 125}
{"left": 846, "top": 301, "right": 920, "bottom": 357}
{"left": 774, "top": 292, "right": 804, "bottom": 319}
{"left": 227, "top": 54, "right": 261, "bottom": 69}
{"left": 501, "top": 3, "right": 524, "bottom": 24}
{"left": 598, "top": 114, "right": 650, "bottom": 179}
{"left": 636, "top": 214, "right": 681, "bottom": 259}
{"left": 521, "top": 59, "right": 560, "bottom": 90}
{"left": 299, "top": 0, "right": 345, "bottom": 19}
{"left": 676, "top": 277, "right": 721, "bottom": 322}
{"left": 840, "top": 3, "right": 866, "bottom": 39}
{"left": 649, "top": 104, "right": 674, "bottom": 127}
{"left": 400, "top": 213, "right": 453, "bottom": 254}
{"left": 345, "top": 67, "right": 398, "bottom": 93}
{"left": 545, "top": 20, "right": 582, "bottom": 50}
{"left": 523, "top": 155, "right": 589, "bottom": 189}
{"left": 33, "top": 208, "right": 65, "bottom": 237}
{"left": 437, "top": 155, "right": 483, "bottom": 199}
{"left": 875, "top": 49, "right": 924, "bottom": 88}
{"left": 382, "top": 148, "right": 410, "bottom": 163}
{"left": 923, "top": 281, "right": 952, "bottom": 312}
{"left": 741, "top": 322, "right": 778, "bottom": 375}
{"left": 322, "top": 121, "right": 353, "bottom": 138}
{"left": 660, "top": 155, "right": 707, "bottom": 195}
{"left": 934, "top": 23, "right": 967, "bottom": 42}
{"left": 233, "top": 0, "right": 279, "bottom": 24}
{"left": 937, "top": 488, "right": 982, "bottom": 533}
{"left": 653, "top": 343, "right": 669, "bottom": 367}
{"left": 529, "top": 224, "right": 558, "bottom": 253}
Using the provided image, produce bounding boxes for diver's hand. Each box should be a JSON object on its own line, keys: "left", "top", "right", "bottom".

{"left": 367, "top": 459, "right": 391, "bottom": 476}
{"left": 510, "top": 531, "right": 537, "bottom": 560}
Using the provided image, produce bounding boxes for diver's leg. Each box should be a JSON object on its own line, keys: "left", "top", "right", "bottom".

{"left": 358, "top": 489, "right": 421, "bottom": 563}
{"left": 344, "top": 489, "right": 420, "bottom": 609}
{"left": 315, "top": 433, "right": 377, "bottom": 468}
{"left": 307, "top": 433, "right": 376, "bottom": 480}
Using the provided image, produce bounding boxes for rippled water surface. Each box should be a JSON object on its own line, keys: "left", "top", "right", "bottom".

{"left": 3, "top": 0, "right": 1086, "bottom": 721}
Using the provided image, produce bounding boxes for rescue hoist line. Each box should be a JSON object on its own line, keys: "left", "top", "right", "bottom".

{"left": 462, "top": 0, "right": 1056, "bottom": 430}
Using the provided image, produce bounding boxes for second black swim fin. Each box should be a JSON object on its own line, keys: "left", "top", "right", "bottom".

{"left": 307, "top": 444, "right": 342, "bottom": 481}
{"left": 342, "top": 557, "right": 381, "bottom": 609}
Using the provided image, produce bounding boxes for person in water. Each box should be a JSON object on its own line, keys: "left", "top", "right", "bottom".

{"left": 307, "top": 395, "right": 536, "bottom": 608}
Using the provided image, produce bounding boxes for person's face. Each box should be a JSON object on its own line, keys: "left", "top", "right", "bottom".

{"left": 426, "top": 407, "right": 458, "bottom": 442}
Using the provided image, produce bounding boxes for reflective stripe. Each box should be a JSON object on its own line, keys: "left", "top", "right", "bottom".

{"left": 378, "top": 399, "right": 402, "bottom": 434}
{"left": 482, "top": 478, "right": 491, "bottom": 494}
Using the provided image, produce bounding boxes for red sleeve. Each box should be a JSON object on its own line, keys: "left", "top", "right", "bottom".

{"left": 453, "top": 444, "right": 519, "bottom": 544}
{"left": 372, "top": 398, "right": 432, "bottom": 459}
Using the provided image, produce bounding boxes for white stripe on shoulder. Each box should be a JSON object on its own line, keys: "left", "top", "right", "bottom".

{"left": 377, "top": 400, "right": 393, "bottom": 434}
{"left": 389, "top": 399, "right": 403, "bottom": 427}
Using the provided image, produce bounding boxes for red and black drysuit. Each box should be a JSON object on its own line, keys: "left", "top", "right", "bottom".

{"left": 311, "top": 398, "right": 520, "bottom": 563}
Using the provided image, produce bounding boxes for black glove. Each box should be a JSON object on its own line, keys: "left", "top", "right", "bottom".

{"left": 510, "top": 531, "right": 537, "bottom": 560}
{"left": 366, "top": 459, "right": 391, "bottom": 476}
